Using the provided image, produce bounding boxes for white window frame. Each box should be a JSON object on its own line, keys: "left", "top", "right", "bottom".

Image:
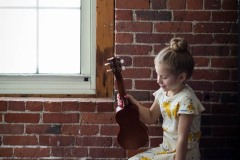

{"left": 0, "top": 0, "right": 96, "bottom": 95}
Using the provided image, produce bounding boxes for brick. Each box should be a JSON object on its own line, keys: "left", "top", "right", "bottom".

{"left": 5, "top": 113, "right": 39, "bottom": 123}
{"left": 201, "top": 115, "right": 238, "bottom": 125}
{"left": 204, "top": 0, "right": 221, "bottom": 9}
{"left": 177, "top": 34, "right": 213, "bottom": 44}
{"left": 193, "top": 69, "right": 230, "bottom": 80}
{"left": 212, "top": 11, "right": 238, "bottom": 22}
{"left": 151, "top": 0, "right": 167, "bottom": 9}
{"left": 116, "top": 0, "right": 149, "bottom": 9}
{"left": 202, "top": 92, "right": 220, "bottom": 102}
{"left": 154, "top": 44, "right": 166, "bottom": 54}
{"left": 230, "top": 46, "right": 238, "bottom": 56}
{"left": 61, "top": 124, "right": 81, "bottom": 135}
{"left": 26, "top": 124, "right": 61, "bottom": 134}
{"left": 212, "top": 104, "right": 238, "bottom": 115}
{"left": 136, "top": 34, "right": 172, "bottom": 44}
{"left": 136, "top": 11, "right": 172, "bottom": 21}
{"left": 133, "top": 56, "right": 155, "bottom": 67}
{"left": 80, "top": 125, "right": 99, "bottom": 135}
{"left": 81, "top": 113, "right": 115, "bottom": 124}
{"left": 39, "top": 135, "right": 75, "bottom": 146}
{"left": 213, "top": 34, "right": 238, "bottom": 44}
{"left": 3, "top": 136, "right": 38, "bottom": 145}
{"left": 211, "top": 57, "right": 237, "bottom": 68}
{"left": 100, "top": 125, "right": 119, "bottom": 136}
{"left": 191, "top": 46, "right": 229, "bottom": 56}
{"left": 44, "top": 101, "right": 62, "bottom": 112}
{"left": 51, "top": 147, "right": 88, "bottom": 157}
{"left": 214, "top": 81, "right": 238, "bottom": 92}
{"left": 9, "top": 101, "right": 25, "bottom": 111}
{"left": 222, "top": 0, "right": 238, "bottom": 10}
{"left": 43, "top": 113, "right": 79, "bottom": 123}
{"left": 231, "top": 70, "right": 238, "bottom": 81}
{"left": 174, "top": 11, "right": 211, "bottom": 21}
{"left": 50, "top": 136, "right": 75, "bottom": 146}
{"left": 14, "top": 148, "right": 50, "bottom": 157}
{"left": 97, "top": 101, "right": 114, "bottom": 112}
{"left": 194, "top": 23, "right": 231, "bottom": 33}
{"left": 115, "top": 10, "right": 133, "bottom": 21}
{"left": 0, "top": 148, "right": 13, "bottom": 157}
{"left": 155, "top": 22, "right": 192, "bottom": 33}
{"left": 116, "top": 22, "right": 152, "bottom": 32}
{"left": 89, "top": 148, "right": 126, "bottom": 158}
{"left": 135, "top": 80, "right": 159, "bottom": 90}
{"left": 187, "top": 0, "right": 203, "bottom": 9}
{"left": 220, "top": 93, "right": 238, "bottom": 103}
{"left": 62, "top": 101, "right": 79, "bottom": 111}
{"left": 226, "top": 138, "right": 240, "bottom": 148}
{"left": 187, "top": 81, "right": 213, "bottom": 92}
{"left": 116, "top": 45, "right": 152, "bottom": 55}
{"left": 79, "top": 101, "right": 96, "bottom": 112}
{"left": 116, "top": 33, "right": 133, "bottom": 43}
{"left": 0, "top": 124, "right": 24, "bottom": 134}
{"left": 0, "top": 101, "right": 7, "bottom": 111}
{"left": 77, "top": 136, "right": 112, "bottom": 146}
{"left": 201, "top": 148, "right": 240, "bottom": 159}
{"left": 38, "top": 136, "right": 50, "bottom": 146}
{"left": 128, "top": 90, "right": 151, "bottom": 101}
{"left": 200, "top": 137, "right": 225, "bottom": 148}
{"left": 26, "top": 101, "right": 43, "bottom": 111}
{"left": 193, "top": 57, "right": 209, "bottom": 67}
{"left": 167, "top": 0, "right": 186, "bottom": 9}
{"left": 123, "top": 68, "right": 151, "bottom": 78}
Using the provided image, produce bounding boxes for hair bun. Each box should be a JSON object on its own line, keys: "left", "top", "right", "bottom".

{"left": 170, "top": 38, "right": 188, "bottom": 52}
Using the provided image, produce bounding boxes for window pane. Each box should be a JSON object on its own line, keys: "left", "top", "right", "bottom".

{"left": 0, "top": 9, "right": 37, "bottom": 73}
{"left": 0, "top": 0, "right": 36, "bottom": 7}
{"left": 38, "top": 9, "right": 80, "bottom": 73}
{"left": 39, "top": 0, "right": 80, "bottom": 8}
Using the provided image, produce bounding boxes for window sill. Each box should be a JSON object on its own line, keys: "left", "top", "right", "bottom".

{"left": 0, "top": 97, "right": 113, "bottom": 103}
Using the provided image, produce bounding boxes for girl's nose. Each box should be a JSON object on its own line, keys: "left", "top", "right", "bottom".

{"left": 157, "top": 76, "right": 162, "bottom": 84}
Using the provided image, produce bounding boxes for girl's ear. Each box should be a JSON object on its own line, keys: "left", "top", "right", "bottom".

{"left": 178, "top": 72, "right": 187, "bottom": 83}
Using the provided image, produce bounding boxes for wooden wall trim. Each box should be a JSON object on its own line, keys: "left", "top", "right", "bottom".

{"left": 96, "top": 0, "right": 114, "bottom": 97}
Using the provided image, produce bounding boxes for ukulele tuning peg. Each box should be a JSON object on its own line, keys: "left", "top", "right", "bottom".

{"left": 106, "top": 69, "right": 112, "bottom": 72}
{"left": 120, "top": 59, "right": 124, "bottom": 64}
{"left": 104, "top": 62, "right": 110, "bottom": 66}
{"left": 121, "top": 66, "right": 126, "bottom": 70}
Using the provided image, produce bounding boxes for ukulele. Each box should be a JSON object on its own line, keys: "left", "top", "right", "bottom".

{"left": 106, "top": 56, "right": 149, "bottom": 150}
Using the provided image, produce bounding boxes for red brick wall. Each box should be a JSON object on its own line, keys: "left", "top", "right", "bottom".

{"left": 115, "top": 0, "right": 239, "bottom": 159}
{"left": 0, "top": 0, "right": 239, "bottom": 159}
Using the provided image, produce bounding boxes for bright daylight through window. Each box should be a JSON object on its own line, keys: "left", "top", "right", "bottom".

{"left": 0, "top": 0, "right": 96, "bottom": 95}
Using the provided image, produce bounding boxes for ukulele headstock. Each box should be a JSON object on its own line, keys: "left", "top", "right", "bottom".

{"left": 105, "top": 57, "right": 124, "bottom": 78}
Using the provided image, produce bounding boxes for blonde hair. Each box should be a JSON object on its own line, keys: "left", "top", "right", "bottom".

{"left": 154, "top": 37, "right": 194, "bottom": 79}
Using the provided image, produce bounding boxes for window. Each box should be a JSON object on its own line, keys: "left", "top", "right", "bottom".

{"left": 0, "top": 0, "right": 96, "bottom": 95}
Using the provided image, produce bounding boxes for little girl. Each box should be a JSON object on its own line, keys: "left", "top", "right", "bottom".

{"left": 118, "top": 37, "right": 205, "bottom": 160}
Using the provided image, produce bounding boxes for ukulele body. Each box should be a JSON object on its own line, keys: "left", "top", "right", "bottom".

{"left": 116, "top": 104, "right": 148, "bottom": 150}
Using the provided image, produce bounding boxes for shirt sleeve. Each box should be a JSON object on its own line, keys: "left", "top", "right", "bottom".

{"left": 178, "top": 93, "right": 205, "bottom": 115}
{"left": 153, "top": 88, "right": 162, "bottom": 104}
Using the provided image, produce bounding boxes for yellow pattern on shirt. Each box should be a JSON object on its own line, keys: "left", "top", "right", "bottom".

{"left": 172, "top": 103, "right": 180, "bottom": 119}
{"left": 162, "top": 101, "right": 171, "bottom": 118}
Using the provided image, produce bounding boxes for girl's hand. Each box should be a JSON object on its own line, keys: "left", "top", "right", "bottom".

{"left": 117, "top": 94, "right": 137, "bottom": 107}
{"left": 117, "top": 94, "right": 124, "bottom": 108}
{"left": 125, "top": 94, "right": 138, "bottom": 105}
